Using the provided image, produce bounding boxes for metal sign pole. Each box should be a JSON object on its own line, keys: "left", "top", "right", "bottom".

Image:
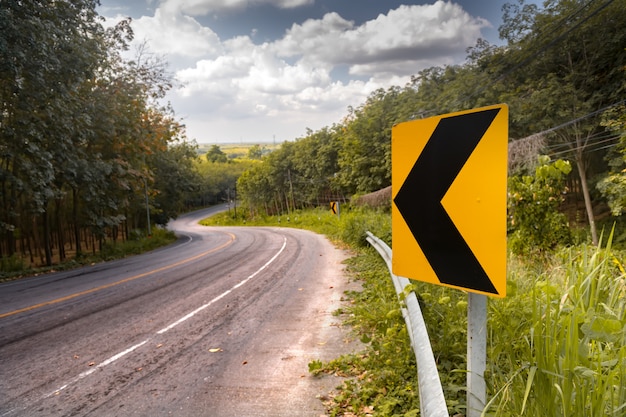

{"left": 467, "top": 292, "right": 487, "bottom": 417}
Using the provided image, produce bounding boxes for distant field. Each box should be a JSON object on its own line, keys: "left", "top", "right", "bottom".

{"left": 197, "top": 142, "right": 280, "bottom": 159}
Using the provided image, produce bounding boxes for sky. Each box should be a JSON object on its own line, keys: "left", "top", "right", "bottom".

{"left": 96, "top": 0, "right": 516, "bottom": 144}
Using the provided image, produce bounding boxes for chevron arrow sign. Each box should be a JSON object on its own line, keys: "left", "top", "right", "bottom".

{"left": 392, "top": 104, "right": 508, "bottom": 297}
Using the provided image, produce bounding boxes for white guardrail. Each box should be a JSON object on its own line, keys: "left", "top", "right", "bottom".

{"left": 365, "top": 232, "right": 448, "bottom": 417}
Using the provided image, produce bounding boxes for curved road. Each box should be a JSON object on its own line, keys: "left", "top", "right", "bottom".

{"left": 0, "top": 206, "right": 357, "bottom": 416}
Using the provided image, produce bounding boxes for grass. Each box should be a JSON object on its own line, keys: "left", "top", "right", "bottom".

{"left": 0, "top": 227, "right": 177, "bottom": 282}
{"left": 201, "top": 206, "right": 626, "bottom": 416}
{"left": 485, "top": 232, "right": 626, "bottom": 416}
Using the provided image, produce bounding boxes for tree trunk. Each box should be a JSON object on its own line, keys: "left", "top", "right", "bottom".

{"left": 575, "top": 153, "right": 598, "bottom": 245}
{"left": 73, "top": 188, "right": 82, "bottom": 256}
{"left": 55, "top": 199, "right": 65, "bottom": 261}
{"left": 42, "top": 204, "right": 53, "bottom": 266}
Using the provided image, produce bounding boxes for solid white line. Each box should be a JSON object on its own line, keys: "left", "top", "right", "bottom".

{"left": 157, "top": 236, "right": 287, "bottom": 334}
{"left": 44, "top": 339, "right": 149, "bottom": 398}
{"left": 32, "top": 235, "right": 288, "bottom": 406}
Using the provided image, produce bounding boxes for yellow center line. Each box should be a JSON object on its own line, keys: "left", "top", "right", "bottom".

{"left": 0, "top": 232, "right": 236, "bottom": 320}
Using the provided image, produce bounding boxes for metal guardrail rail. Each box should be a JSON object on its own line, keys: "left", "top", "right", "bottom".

{"left": 365, "top": 232, "right": 448, "bottom": 417}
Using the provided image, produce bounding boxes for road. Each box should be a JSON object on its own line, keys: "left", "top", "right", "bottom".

{"left": 0, "top": 206, "right": 358, "bottom": 416}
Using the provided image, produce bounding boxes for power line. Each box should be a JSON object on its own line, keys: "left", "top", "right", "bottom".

{"left": 513, "top": 100, "right": 625, "bottom": 143}
{"left": 547, "top": 134, "right": 621, "bottom": 158}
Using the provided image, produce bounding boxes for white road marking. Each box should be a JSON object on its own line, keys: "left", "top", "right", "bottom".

{"left": 156, "top": 236, "right": 287, "bottom": 334}
{"left": 36, "top": 236, "right": 288, "bottom": 405}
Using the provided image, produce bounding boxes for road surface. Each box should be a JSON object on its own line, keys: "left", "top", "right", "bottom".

{"left": 0, "top": 206, "right": 358, "bottom": 416}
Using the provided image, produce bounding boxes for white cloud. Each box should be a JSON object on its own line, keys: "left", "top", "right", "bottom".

{"left": 160, "top": 0, "right": 313, "bottom": 15}
{"left": 130, "top": 8, "right": 223, "bottom": 59}
{"left": 273, "top": 1, "right": 489, "bottom": 77}
{"left": 102, "top": 0, "right": 490, "bottom": 142}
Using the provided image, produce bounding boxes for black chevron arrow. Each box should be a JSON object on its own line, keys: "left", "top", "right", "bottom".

{"left": 394, "top": 108, "right": 500, "bottom": 294}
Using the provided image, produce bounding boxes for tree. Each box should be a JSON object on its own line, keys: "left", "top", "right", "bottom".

{"left": 508, "top": 156, "right": 573, "bottom": 254}
{"left": 0, "top": 2, "right": 193, "bottom": 267}
{"left": 597, "top": 104, "right": 626, "bottom": 216}
{"left": 206, "top": 145, "right": 228, "bottom": 163}
{"left": 496, "top": 0, "right": 626, "bottom": 245}
{"left": 0, "top": 0, "right": 108, "bottom": 264}
{"left": 336, "top": 86, "right": 418, "bottom": 194}
{"left": 150, "top": 140, "right": 200, "bottom": 225}
{"left": 247, "top": 144, "right": 264, "bottom": 160}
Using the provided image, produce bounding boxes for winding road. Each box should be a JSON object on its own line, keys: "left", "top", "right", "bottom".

{"left": 0, "top": 206, "right": 357, "bottom": 416}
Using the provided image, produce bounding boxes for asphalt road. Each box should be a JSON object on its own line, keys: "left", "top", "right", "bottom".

{"left": 0, "top": 206, "right": 358, "bottom": 416}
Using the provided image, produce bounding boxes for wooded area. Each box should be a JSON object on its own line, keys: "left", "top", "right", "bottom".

{"left": 236, "top": 0, "right": 626, "bottom": 249}
{"left": 1, "top": 0, "right": 202, "bottom": 267}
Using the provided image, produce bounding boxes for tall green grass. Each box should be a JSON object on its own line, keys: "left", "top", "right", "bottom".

{"left": 486, "top": 233, "right": 626, "bottom": 416}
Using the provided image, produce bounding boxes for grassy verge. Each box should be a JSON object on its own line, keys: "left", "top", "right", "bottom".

{"left": 485, "top": 234, "right": 626, "bottom": 416}
{"left": 202, "top": 207, "right": 626, "bottom": 416}
{"left": 0, "top": 227, "right": 177, "bottom": 282}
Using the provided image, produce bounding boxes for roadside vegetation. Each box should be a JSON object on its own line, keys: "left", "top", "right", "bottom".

{"left": 0, "top": 228, "right": 176, "bottom": 282}
{"left": 203, "top": 206, "right": 625, "bottom": 417}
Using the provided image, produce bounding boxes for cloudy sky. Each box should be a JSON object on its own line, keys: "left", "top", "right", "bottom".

{"left": 97, "top": 0, "right": 519, "bottom": 143}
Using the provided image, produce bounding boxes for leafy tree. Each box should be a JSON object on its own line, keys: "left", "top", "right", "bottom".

{"left": 337, "top": 86, "right": 418, "bottom": 194}
{"left": 237, "top": 126, "right": 345, "bottom": 216}
{"left": 0, "top": 2, "right": 194, "bottom": 267}
{"left": 508, "top": 156, "right": 573, "bottom": 254}
{"left": 0, "top": 0, "right": 107, "bottom": 263}
{"left": 247, "top": 144, "right": 264, "bottom": 160}
{"left": 597, "top": 104, "right": 626, "bottom": 215}
{"left": 496, "top": 0, "right": 626, "bottom": 244}
{"left": 150, "top": 140, "right": 200, "bottom": 225}
{"left": 194, "top": 157, "right": 254, "bottom": 207}
{"left": 206, "top": 145, "right": 228, "bottom": 163}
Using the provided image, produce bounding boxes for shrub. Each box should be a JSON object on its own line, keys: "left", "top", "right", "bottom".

{"left": 508, "top": 156, "right": 573, "bottom": 255}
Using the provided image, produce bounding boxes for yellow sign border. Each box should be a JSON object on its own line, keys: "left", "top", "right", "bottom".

{"left": 391, "top": 104, "right": 508, "bottom": 297}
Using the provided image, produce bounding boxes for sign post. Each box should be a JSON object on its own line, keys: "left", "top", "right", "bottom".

{"left": 391, "top": 104, "right": 508, "bottom": 417}
{"left": 467, "top": 292, "right": 487, "bottom": 416}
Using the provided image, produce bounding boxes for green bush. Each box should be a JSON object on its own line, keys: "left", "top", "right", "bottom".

{"left": 0, "top": 254, "right": 26, "bottom": 273}
{"left": 508, "top": 156, "right": 573, "bottom": 255}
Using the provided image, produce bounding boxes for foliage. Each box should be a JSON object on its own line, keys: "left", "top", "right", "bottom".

{"left": 237, "top": 127, "right": 346, "bottom": 216}
{"left": 234, "top": 0, "right": 626, "bottom": 240}
{"left": 0, "top": 228, "right": 176, "bottom": 282}
{"left": 99, "top": 227, "right": 177, "bottom": 260}
{"left": 597, "top": 104, "right": 626, "bottom": 216}
{"left": 0, "top": 1, "right": 197, "bottom": 268}
{"left": 508, "top": 156, "right": 574, "bottom": 254}
{"left": 485, "top": 236, "right": 626, "bottom": 416}
{"left": 205, "top": 144, "right": 229, "bottom": 163}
